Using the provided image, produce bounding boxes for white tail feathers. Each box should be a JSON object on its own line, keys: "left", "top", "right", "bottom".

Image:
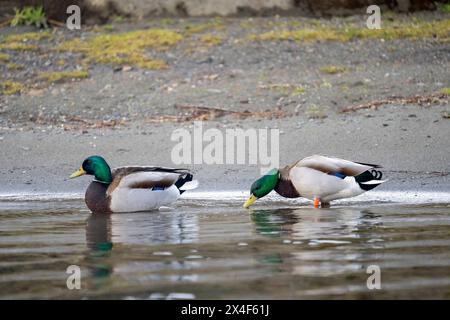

{"left": 179, "top": 180, "right": 199, "bottom": 191}
{"left": 361, "top": 179, "right": 387, "bottom": 185}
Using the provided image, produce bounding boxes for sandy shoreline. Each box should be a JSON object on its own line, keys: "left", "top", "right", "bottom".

{"left": 1, "top": 104, "right": 449, "bottom": 195}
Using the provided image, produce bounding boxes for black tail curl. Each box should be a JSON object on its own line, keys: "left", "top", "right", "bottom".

{"left": 355, "top": 169, "right": 384, "bottom": 191}
{"left": 175, "top": 173, "right": 193, "bottom": 194}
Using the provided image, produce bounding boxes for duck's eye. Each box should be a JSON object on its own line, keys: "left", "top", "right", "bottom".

{"left": 82, "top": 159, "right": 91, "bottom": 169}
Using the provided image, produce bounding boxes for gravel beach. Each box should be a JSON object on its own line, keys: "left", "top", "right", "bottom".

{"left": 0, "top": 13, "right": 449, "bottom": 196}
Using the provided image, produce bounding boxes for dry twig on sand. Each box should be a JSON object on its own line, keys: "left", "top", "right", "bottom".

{"left": 341, "top": 94, "right": 448, "bottom": 113}
{"left": 61, "top": 116, "right": 126, "bottom": 129}
{"left": 145, "top": 104, "right": 288, "bottom": 123}
{"left": 0, "top": 18, "right": 13, "bottom": 28}
{"left": 47, "top": 19, "right": 66, "bottom": 28}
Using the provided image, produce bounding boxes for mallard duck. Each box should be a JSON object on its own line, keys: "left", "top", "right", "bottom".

{"left": 70, "top": 155, "right": 197, "bottom": 213}
{"left": 243, "top": 155, "right": 385, "bottom": 209}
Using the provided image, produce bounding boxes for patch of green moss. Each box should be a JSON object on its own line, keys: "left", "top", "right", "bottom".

{"left": 260, "top": 83, "right": 307, "bottom": 96}
{"left": 0, "top": 53, "right": 10, "bottom": 62}
{"left": 160, "top": 18, "right": 175, "bottom": 26}
{"left": 103, "top": 24, "right": 115, "bottom": 32}
{"left": 0, "top": 42, "right": 38, "bottom": 51}
{"left": 200, "top": 34, "right": 223, "bottom": 46}
{"left": 1, "top": 80, "right": 24, "bottom": 95}
{"left": 112, "top": 15, "right": 126, "bottom": 23}
{"left": 440, "top": 88, "right": 450, "bottom": 96}
{"left": 38, "top": 70, "right": 89, "bottom": 83}
{"left": 58, "top": 29, "right": 183, "bottom": 70}
{"left": 4, "top": 31, "right": 51, "bottom": 42}
{"left": 239, "top": 20, "right": 254, "bottom": 30}
{"left": 305, "top": 104, "right": 328, "bottom": 119}
{"left": 321, "top": 81, "right": 333, "bottom": 88}
{"left": 291, "top": 86, "right": 307, "bottom": 95}
{"left": 354, "top": 20, "right": 450, "bottom": 40}
{"left": 320, "top": 65, "right": 347, "bottom": 74}
{"left": 0, "top": 32, "right": 50, "bottom": 52}
{"left": 6, "top": 63, "right": 24, "bottom": 70}
{"left": 250, "top": 19, "right": 450, "bottom": 42}
{"left": 183, "top": 18, "right": 224, "bottom": 35}
{"left": 250, "top": 28, "right": 346, "bottom": 42}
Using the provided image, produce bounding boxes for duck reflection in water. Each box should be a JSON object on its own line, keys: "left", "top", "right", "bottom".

{"left": 250, "top": 207, "right": 381, "bottom": 241}
{"left": 84, "top": 211, "right": 200, "bottom": 283}
{"left": 85, "top": 214, "right": 114, "bottom": 281}
{"left": 249, "top": 207, "right": 383, "bottom": 277}
{"left": 111, "top": 211, "right": 199, "bottom": 245}
{"left": 250, "top": 208, "right": 300, "bottom": 238}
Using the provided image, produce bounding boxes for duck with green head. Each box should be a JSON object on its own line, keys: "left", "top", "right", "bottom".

{"left": 70, "top": 155, "right": 198, "bottom": 214}
{"left": 244, "top": 155, "right": 385, "bottom": 209}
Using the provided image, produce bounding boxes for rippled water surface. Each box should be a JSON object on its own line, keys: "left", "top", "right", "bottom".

{"left": 1, "top": 193, "right": 450, "bottom": 299}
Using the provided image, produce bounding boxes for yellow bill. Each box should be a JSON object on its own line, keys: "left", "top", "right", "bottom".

{"left": 243, "top": 194, "right": 257, "bottom": 209}
{"left": 69, "top": 167, "right": 86, "bottom": 179}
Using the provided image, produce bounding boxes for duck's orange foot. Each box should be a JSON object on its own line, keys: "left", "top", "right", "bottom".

{"left": 314, "top": 198, "right": 320, "bottom": 208}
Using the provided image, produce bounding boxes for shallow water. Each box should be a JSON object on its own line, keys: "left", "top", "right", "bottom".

{"left": 0, "top": 192, "right": 450, "bottom": 299}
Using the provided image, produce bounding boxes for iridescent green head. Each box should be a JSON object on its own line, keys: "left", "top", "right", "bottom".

{"left": 69, "top": 155, "right": 112, "bottom": 184}
{"left": 243, "top": 168, "right": 279, "bottom": 208}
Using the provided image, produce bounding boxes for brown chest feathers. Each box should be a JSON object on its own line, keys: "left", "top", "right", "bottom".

{"left": 85, "top": 181, "right": 112, "bottom": 214}
{"left": 274, "top": 166, "right": 300, "bottom": 198}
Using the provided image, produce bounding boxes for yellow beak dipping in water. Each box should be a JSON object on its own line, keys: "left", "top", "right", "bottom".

{"left": 243, "top": 194, "right": 257, "bottom": 209}
{"left": 69, "top": 167, "right": 86, "bottom": 179}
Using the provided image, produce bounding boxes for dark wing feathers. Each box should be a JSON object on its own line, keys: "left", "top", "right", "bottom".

{"left": 107, "top": 166, "right": 192, "bottom": 195}
{"left": 126, "top": 178, "right": 175, "bottom": 189}
{"left": 353, "top": 161, "right": 382, "bottom": 168}
{"left": 112, "top": 166, "right": 190, "bottom": 176}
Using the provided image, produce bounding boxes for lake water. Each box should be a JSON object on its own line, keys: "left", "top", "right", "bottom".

{"left": 0, "top": 191, "right": 449, "bottom": 299}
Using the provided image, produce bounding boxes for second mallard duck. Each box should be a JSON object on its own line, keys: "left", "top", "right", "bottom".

{"left": 244, "top": 155, "right": 385, "bottom": 208}
{"left": 70, "top": 155, "right": 197, "bottom": 213}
